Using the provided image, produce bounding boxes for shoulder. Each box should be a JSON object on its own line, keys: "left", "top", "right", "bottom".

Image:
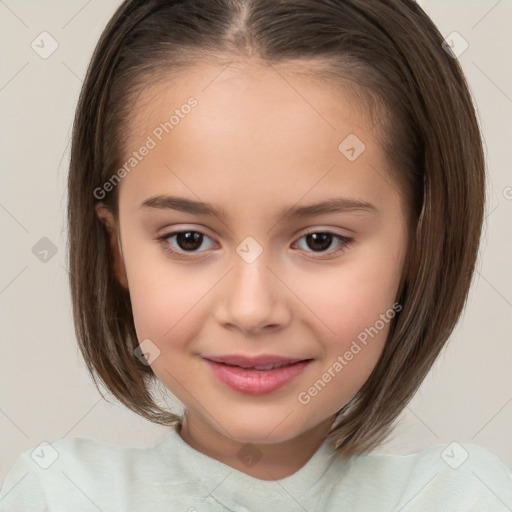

{"left": 342, "top": 441, "right": 512, "bottom": 511}
{"left": 0, "top": 435, "right": 166, "bottom": 511}
{"left": 7, "top": 435, "right": 154, "bottom": 477}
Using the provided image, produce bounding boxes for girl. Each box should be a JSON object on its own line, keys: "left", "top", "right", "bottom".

{"left": 1, "top": 0, "right": 511, "bottom": 510}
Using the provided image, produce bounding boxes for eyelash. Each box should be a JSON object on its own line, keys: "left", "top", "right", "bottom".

{"left": 156, "top": 229, "right": 353, "bottom": 260}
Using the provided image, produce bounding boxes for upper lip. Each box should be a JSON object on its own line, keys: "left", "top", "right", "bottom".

{"left": 204, "top": 354, "right": 310, "bottom": 368}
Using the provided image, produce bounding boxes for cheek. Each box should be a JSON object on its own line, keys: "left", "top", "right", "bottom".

{"left": 120, "top": 234, "right": 208, "bottom": 345}
{"left": 300, "top": 250, "right": 402, "bottom": 342}
{"left": 294, "top": 265, "right": 398, "bottom": 414}
{"left": 293, "top": 242, "right": 403, "bottom": 391}
{"left": 126, "top": 237, "right": 402, "bottom": 331}
{"left": 127, "top": 265, "right": 208, "bottom": 346}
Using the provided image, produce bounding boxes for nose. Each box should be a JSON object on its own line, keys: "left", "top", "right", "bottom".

{"left": 213, "top": 250, "right": 291, "bottom": 335}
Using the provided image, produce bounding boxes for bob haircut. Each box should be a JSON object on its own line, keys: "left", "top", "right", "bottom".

{"left": 67, "top": 0, "right": 485, "bottom": 456}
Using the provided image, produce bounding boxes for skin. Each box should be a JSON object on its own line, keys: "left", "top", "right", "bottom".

{"left": 96, "top": 59, "right": 409, "bottom": 480}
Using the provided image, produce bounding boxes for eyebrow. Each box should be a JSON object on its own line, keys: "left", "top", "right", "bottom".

{"left": 139, "top": 195, "right": 377, "bottom": 220}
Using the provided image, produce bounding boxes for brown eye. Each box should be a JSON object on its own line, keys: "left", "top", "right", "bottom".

{"left": 157, "top": 229, "right": 353, "bottom": 260}
{"left": 304, "top": 233, "right": 334, "bottom": 252}
{"left": 294, "top": 231, "right": 353, "bottom": 257}
{"left": 157, "top": 230, "right": 216, "bottom": 257}
{"left": 174, "top": 231, "right": 204, "bottom": 251}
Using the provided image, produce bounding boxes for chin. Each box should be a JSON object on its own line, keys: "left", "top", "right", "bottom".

{"left": 218, "top": 413, "right": 309, "bottom": 446}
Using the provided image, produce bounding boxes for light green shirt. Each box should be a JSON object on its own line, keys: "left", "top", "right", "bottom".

{"left": 1, "top": 427, "right": 511, "bottom": 511}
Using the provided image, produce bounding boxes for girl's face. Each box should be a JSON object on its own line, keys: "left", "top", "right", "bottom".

{"left": 105, "top": 60, "right": 409, "bottom": 447}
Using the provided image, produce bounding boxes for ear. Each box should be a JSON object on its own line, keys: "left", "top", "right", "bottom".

{"left": 95, "top": 203, "right": 129, "bottom": 290}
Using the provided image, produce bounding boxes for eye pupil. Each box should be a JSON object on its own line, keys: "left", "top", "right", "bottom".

{"left": 306, "top": 233, "right": 332, "bottom": 252}
{"left": 177, "top": 231, "right": 202, "bottom": 250}
{"left": 163, "top": 230, "right": 348, "bottom": 258}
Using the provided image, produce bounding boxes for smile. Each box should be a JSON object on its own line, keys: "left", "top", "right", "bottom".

{"left": 203, "top": 357, "right": 313, "bottom": 395}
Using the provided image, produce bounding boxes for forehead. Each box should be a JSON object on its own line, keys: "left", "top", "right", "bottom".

{"left": 125, "top": 58, "right": 373, "bottom": 149}
{"left": 117, "top": 59, "right": 398, "bottom": 218}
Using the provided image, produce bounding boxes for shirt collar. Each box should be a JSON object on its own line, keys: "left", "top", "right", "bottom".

{"left": 156, "top": 426, "right": 351, "bottom": 511}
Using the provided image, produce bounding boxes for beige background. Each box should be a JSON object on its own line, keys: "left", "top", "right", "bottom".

{"left": 1, "top": 0, "right": 511, "bottom": 482}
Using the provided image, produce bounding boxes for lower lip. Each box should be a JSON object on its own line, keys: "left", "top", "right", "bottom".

{"left": 204, "top": 359, "right": 311, "bottom": 395}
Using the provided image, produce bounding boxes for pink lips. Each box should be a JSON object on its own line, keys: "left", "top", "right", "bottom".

{"left": 203, "top": 354, "right": 312, "bottom": 395}
{"left": 205, "top": 354, "right": 306, "bottom": 368}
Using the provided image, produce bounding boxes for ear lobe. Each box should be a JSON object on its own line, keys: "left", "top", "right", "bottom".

{"left": 95, "top": 203, "right": 129, "bottom": 290}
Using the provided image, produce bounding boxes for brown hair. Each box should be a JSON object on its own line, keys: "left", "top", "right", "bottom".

{"left": 67, "top": 0, "right": 485, "bottom": 456}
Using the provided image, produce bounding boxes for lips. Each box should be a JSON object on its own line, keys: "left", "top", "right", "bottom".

{"left": 203, "top": 354, "right": 313, "bottom": 395}
{"left": 204, "top": 354, "right": 308, "bottom": 369}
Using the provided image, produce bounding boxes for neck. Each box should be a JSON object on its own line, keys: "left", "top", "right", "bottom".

{"left": 178, "top": 413, "right": 335, "bottom": 480}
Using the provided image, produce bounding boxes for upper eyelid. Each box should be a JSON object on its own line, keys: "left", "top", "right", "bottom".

{"left": 159, "top": 227, "right": 351, "bottom": 251}
{"left": 159, "top": 225, "right": 350, "bottom": 240}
